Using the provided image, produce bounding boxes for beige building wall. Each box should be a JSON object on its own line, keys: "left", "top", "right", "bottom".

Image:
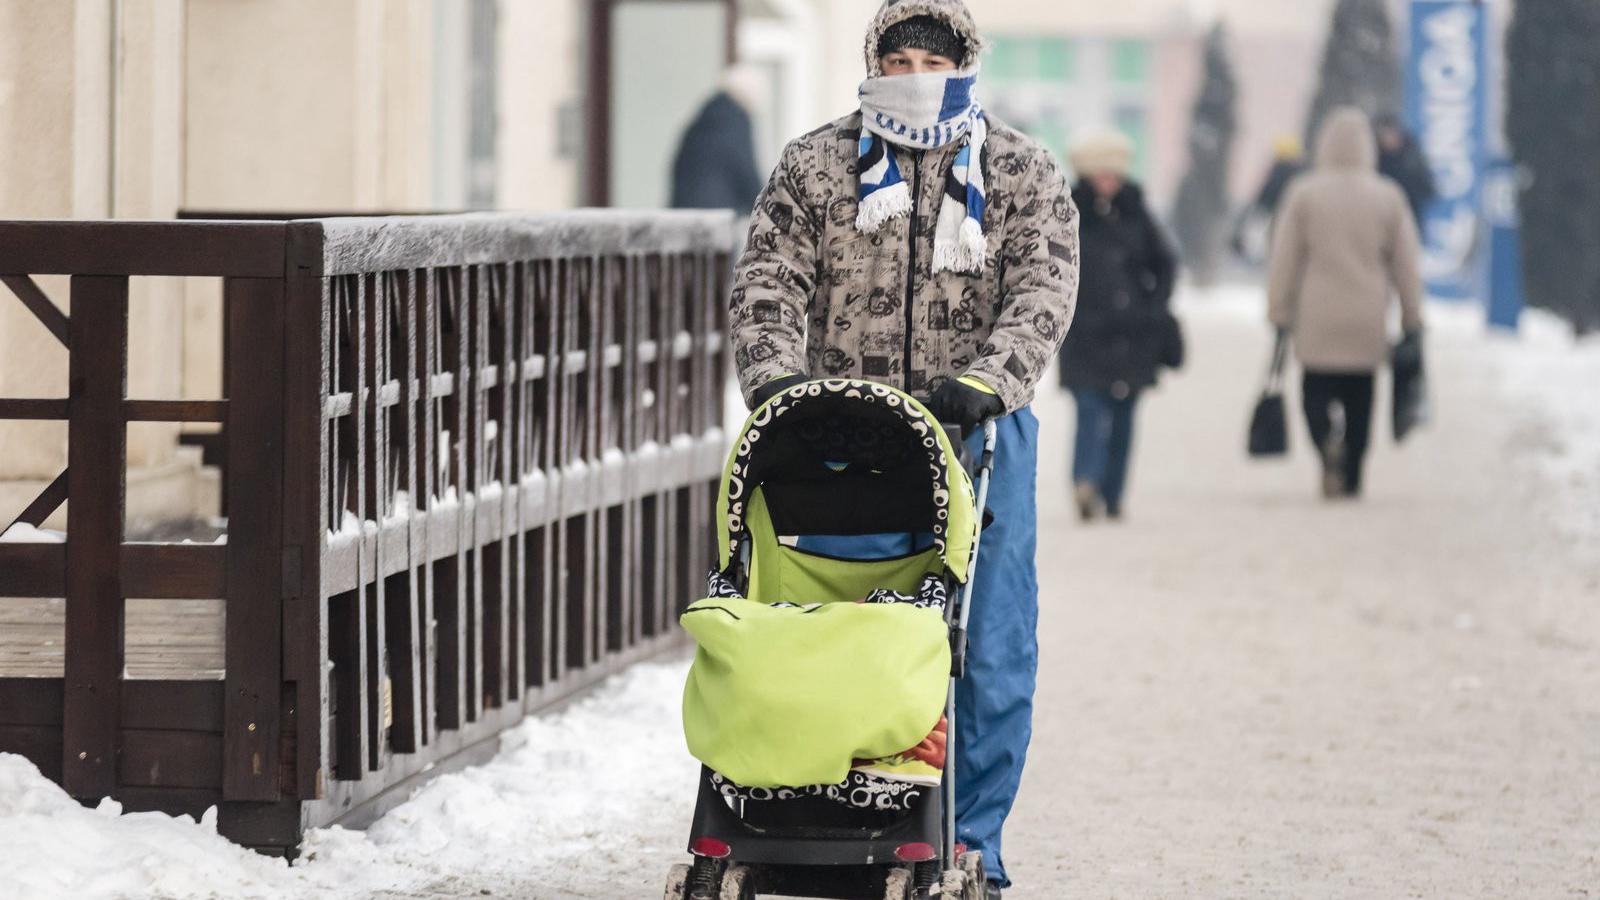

{"left": 498, "top": 0, "right": 584, "bottom": 210}
{"left": 0, "top": 1, "right": 92, "bottom": 486}
{"left": 0, "top": 0, "right": 198, "bottom": 530}
{"left": 2, "top": 0, "right": 596, "bottom": 529}
{"left": 183, "top": 0, "right": 434, "bottom": 211}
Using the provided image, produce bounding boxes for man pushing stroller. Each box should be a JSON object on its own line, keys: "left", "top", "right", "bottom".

{"left": 728, "top": 2, "right": 1080, "bottom": 894}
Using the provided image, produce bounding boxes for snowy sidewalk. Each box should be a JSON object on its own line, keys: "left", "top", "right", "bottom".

{"left": 2, "top": 289, "right": 1597, "bottom": 899}
{"left": 1008, "top": 291, "right": 1600, "bottom": 897}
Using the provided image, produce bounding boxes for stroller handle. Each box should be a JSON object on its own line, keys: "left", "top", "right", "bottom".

{"left": 979, "top": 419, "right": 997, "bottom": 469}
{"left": 943, "top": 417, "right": 996, "bottom": 868}
{"left": 942, "top": 419, "right": 1000, "bottom": 478}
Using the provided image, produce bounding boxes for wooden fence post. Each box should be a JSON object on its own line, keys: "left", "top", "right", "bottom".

{"left": 223, "top": 276, "right": 287, "bottom": 801}
{"left": 61, "top": 275, "right": 128, "bottom": 799}
{"left": 284, "top": 221, "right": 329, "bottom": 802}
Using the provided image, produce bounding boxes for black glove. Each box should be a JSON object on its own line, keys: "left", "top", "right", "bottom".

{"left": 924, "top": 378, "right": 1004, "bottom": 435}
{"left": 750, "top": 373, "right": 809, "bottom": 409}
{"left": 1392, "top": 329, "right": 1424, "bottom": 374}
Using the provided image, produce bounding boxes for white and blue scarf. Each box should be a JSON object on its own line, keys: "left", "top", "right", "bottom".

{"left": 857, "top": 67, "right": 989, "bottom": 274}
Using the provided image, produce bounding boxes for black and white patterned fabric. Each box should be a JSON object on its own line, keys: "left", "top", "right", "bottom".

{"left": 863, "top": 572, "right": 949, "bottom": 611}
{"left": 710, "top": 569, "right": 946, "bottom": 611}
{"left": 709, "top": 769, "right": 926, "bottom": 813}
{"left": 725, "top": 380, "right": 955, "bottom": 567}
{"left": 707, "top": 569, "right": 743, "bottom": 599}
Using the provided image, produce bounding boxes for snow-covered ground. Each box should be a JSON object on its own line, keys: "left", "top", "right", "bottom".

{"left": 1, "top": 289, "right": 1596, "bottom": 899}
{"left": 0, "top": 661, "right": 696, "bottom": 900}
{"left": 1014, "top": 287, "right": 1600, "bottom": 897}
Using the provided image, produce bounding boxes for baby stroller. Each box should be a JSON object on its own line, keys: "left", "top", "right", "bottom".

{"left": 664, "top": 379, "right": 997, "bottom": 900}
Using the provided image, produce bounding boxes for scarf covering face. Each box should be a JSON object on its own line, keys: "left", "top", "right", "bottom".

{"left": 857, "top": 67, "right": 989, "bottom": 274}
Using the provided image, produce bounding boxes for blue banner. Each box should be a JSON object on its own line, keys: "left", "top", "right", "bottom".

{"left": 1483, "top": 158, "right": 1524, "bottom": 331}
{"left": 1405, "top": 0, "right": 1489, "bottom": 302}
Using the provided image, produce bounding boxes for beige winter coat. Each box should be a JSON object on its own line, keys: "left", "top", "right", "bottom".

{"left": 1267, "top": 107, "right": 1424, "bottom": 371}
{"left": 728, "top": 0, "right": 1080, "bottom": 413}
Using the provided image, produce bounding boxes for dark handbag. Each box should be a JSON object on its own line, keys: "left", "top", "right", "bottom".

{"left": 1157, "top": 310, "right": 1185, "bottom": 370}
{"left": 1392, "top": 331, "right": 1428, "bottom": 442}
{"left": 1247, "top": 332, "right": 1290, "bottom": 458}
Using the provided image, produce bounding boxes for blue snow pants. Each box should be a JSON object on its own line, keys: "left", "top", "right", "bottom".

{"left": 797, "top": 407, "right": 1040, "bottom": 888}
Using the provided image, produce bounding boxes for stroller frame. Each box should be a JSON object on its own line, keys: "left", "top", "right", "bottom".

{"left": 670, "top": 415, "right": 1000, "bottom": 900}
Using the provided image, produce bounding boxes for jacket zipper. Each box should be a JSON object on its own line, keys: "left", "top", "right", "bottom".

{"left": 904, "top": 151, "right": 921, "bottom": 391}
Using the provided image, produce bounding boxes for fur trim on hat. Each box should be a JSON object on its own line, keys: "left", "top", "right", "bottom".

{"left": 863, "top": 0, "right": 983, "bottom": 76}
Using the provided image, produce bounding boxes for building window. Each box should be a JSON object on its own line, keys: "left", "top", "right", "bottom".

{"left": 983, "top": 35, "right": 1077, "bottom": 164}
{"left": 466, "top": 0, "right": 498, "bottom": 209}
{"left": 989, "top": 36, "right": 1076, "bottom": 83}
{"left": 1110, "top": 39, "right": 1147, "bottom": 84}
{"left": 1114, "top": 104, "right": 1148, "bottom": 176}
{"left": 432, "top": 0, "right": 498, "bottom": 210}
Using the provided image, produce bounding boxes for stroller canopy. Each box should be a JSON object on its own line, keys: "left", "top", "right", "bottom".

{"left": 715, "top": 379, "right": 978, "bottom": 582}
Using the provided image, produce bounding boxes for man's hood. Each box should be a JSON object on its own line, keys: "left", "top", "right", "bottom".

{"left": 862, "top": 0, "right": 983, "bottom": 76}
{"left": 1314, "top": 106, "right": 1377, "bottom": 172}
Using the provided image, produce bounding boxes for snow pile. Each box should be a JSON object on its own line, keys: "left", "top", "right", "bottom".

{"left": 382, "top": 490, "right": 412, "bottom": 527}
{"left": 1482, "top": 309, "right": 1600, "bottom": 542}
{"left": 352, "top": 658, "right": 696, "bottom": 881}
{"left": 0, "top": 522, "right": 65, "bottom": 543}
{"left": 0, "top": 755, "right": 351, "bottom": 900}
{"left": 0, "top": 659, "right": 694, "bottom": 900}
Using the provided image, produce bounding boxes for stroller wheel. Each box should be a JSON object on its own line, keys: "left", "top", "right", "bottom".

{"left": 664, "top": 863, "right": 692, "bottom": 900}
{"left": 684, "top": 857, "right": 724, "bottom": 900}
{"left": 936, "top": 869, "right": 966, "bottom": 898}
{"left": 719, "top": 864, "right": 755, "bottom": 900}
{"left": 957, "top": 850, "right": 986, "bottom": 900}
{"left": 884, "top": 866, "right": 914, "bottom": 900}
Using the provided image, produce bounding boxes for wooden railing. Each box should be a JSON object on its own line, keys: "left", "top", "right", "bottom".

{"left": 0, "top": 211, "right": 732, "bottom": 852}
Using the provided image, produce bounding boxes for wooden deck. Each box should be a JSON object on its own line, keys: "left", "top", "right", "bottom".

{"left": 0, "top": 596, "right": 224, "bottom": 679}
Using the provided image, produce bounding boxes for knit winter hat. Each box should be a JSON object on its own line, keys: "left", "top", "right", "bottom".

{"left": 1069, "top": 129, "right": 1135, "bottom": 178}
{"left": 877, "top": 14, "right": 967, "bottom": 64}
{"left": 863, "top": 0, "right": 983, "bottom": 76}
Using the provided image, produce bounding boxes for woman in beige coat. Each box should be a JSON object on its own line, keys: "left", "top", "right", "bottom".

{"left": 1267, "top": 106, "right": 1424, "bottom": 497}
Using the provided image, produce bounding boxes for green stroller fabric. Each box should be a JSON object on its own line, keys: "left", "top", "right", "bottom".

{"left": 715, "top": 379, "right": 980, "bottom": 583}
{"left": 681, "top": 595, "right": 950, "bottom": 789}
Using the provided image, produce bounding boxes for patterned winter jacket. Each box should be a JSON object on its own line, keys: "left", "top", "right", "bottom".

{"left": 729, "top": 111, "right": 1080, "bottom": 414}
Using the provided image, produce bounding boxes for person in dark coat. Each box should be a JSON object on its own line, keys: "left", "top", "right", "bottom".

{"left": 1251, "top": 133, "right": 1307, "bottom": 217}
{"left": 1231, "top": 134, "right": 1306, "bottom": 264}
{"left": 1374, "top": 114, "right": 1436, "bottom": 229}
{"left": 1057, "top": 129, "right": 1178, "bottom": 521}
{"left": 669, "top": 68, "right": 765, "bottom": 213}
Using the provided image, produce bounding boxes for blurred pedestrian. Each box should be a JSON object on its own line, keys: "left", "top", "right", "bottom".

{"left": 670, "top": 67, "right": 766, "bottom": 213}
{"left": 728, "top": 2, "right": 1078, "bottom": 893}
{"left": 1268, "top": 107, "right": 1424, "bottom": 498}
{"left": 1251, "top": 133, "right": 1308, "bottom": 219}
{"left": 1373, "top": 113, "right": 1436, "bottom": 229}
{"left": 1231, "top": 133, "right": 1305, "bottom": 263}
{"left": 1057, "top": 129, "right": 1178, "bottom": 522}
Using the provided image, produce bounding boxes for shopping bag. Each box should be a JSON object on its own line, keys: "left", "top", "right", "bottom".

{"left": 1158, "top": 310, "right": 1186, "bottom": 370}
{"left": 1248, "top": 331, "right": 1290, "bottom": 458}
{"left": 1392, "top": 331, "right": 1428, "bottom": 442}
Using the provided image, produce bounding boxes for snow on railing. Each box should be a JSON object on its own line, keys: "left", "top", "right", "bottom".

{"left": 0, "top": 210, "right": 734, "bottom": 853}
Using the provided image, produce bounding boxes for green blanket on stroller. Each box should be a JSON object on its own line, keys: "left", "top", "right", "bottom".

{"left": 681, "top": 595, "right": 950, "bottom": 789}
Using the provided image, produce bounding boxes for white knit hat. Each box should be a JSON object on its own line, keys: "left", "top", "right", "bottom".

{"left": 1069, "top": 129, "right": 1135, "bottom": 178}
